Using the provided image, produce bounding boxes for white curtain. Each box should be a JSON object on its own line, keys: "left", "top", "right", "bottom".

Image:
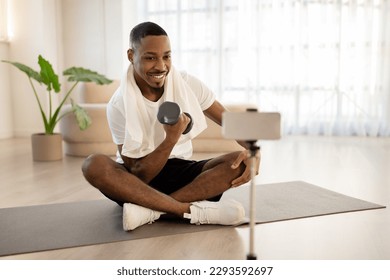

{"left": 137, "top": 0, "right": 390, "bottom": 136}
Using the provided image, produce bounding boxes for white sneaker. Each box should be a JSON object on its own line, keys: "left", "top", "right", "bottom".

{"left": 184, "top": 199, "right": 245, "bottom": 225}
{"left": 123, "top": 203, "right": 164, "bottom": 231}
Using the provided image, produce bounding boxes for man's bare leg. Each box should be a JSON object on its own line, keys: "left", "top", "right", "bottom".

{"left": 82, "top": 151, "right": 245, "bottom": 213}
{"left": 82, "top": 154, "right": 190, "bottom": 216}
{"left": 169, "top": 151, "right": 245, "bottom": 202}
{"left": 82, "top": 153, "right": 246, "bottom": 230}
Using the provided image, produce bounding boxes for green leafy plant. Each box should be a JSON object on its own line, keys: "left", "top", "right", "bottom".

{"left": 2, "top": 55, "right": 112, "bottom": 134}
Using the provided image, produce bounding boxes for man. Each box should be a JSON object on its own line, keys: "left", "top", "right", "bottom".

{"left": 82, "top": 22, "right": 260, "bottom": 231}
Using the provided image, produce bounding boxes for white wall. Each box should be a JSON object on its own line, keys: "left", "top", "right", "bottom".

{"left": 0, "top": 42, "right": 13, "bottom": 138}
{"left": 6, "top": 0, "right": 62, "bottom": 136}
{"left": 121, "top": 0, "right": 142, "bottom": 61}
{"left": 61, "top": 0, "right": 131, "bottom": 101}
{"left": 1, "top": 0, "right": 133, "bottom": 138}
{"left": 60, "top": 0, "right": 140, "bottom": 77}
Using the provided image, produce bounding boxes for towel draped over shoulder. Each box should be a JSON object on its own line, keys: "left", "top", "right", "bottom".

{"left": 120, "top": 64, "right": 207, "bottom": 158}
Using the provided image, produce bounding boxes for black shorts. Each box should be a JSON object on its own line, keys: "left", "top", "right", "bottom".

{"left": 109, "top": 158, "right": 222, "bottom": 206}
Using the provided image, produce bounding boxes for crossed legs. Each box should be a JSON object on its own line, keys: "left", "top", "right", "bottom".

{"left": 82, "top": 151, "right": 245, "bottom": 218}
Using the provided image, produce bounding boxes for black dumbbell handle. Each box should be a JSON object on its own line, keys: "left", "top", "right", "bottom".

{"left": 182, "top": 112, "right": 193, "bottom": 134}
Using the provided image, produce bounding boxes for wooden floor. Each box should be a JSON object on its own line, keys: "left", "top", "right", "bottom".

{"left": 0, "top": 136, "right": 389, "bottom": 260}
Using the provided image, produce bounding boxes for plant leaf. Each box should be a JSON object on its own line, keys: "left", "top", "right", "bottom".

{"left": 71, "top": 101, "right": 91, "bottom": 131}
{"left": 38, "top": 55, "right": 61, "bottom": 93}
{"left": 2, "top": 60, "right": 43, "bottom": 84}
{"left": 63, "top": 67, "right": 113, "bottom": 85}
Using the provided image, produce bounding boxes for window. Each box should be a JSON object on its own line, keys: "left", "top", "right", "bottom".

{"left": 137, "top": 0, "right": 390, "bottom": 136}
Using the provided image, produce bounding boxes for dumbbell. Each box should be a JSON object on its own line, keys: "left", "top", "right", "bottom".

{"left": 157, "top": 101, "right": 193, "bottom": 134}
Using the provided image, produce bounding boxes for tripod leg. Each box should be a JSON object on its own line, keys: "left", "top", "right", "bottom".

{"left": 247, "top": 152, "right": 257, "bottom": 260}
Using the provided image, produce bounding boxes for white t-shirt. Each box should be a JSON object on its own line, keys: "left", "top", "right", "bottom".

{"left": 107, "top": 71, "right": 215, "bottom": 161}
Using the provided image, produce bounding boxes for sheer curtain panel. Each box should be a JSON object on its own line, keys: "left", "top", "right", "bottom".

{"left": 137, "top": 0, "right": 390, "bottom": 136}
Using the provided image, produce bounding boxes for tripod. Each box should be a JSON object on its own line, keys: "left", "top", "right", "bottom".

{"left": 221, "top": 109, "right": 281, "bottom": 260}
{"left": 246, "top": 140, "right": 260, "bottom": 260}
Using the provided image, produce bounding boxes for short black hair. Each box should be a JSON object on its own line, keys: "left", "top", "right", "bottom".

{"left": 130, "top": 22, "right": 168, "bottom": 49}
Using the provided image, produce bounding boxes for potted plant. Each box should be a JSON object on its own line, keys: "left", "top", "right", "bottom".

{"left": 2, "top": 55, "right": 112, "bottom": 161}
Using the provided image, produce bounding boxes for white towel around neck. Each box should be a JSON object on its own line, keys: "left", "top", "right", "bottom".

{"left": 120, "top": 64, "right": 207, "bottom": 158}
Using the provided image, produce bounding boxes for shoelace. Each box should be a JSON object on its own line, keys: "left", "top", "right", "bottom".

{"left": 195, "top": 205, "right": 211, "bottom": 225}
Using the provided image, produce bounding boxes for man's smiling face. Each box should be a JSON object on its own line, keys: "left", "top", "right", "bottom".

{"left": 129, "top": 35, "right": 172, "bottom": 91}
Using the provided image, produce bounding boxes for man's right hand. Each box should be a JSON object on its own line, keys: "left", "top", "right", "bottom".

{"left": 163, "top": 113, "right": 191, "bottom": 143}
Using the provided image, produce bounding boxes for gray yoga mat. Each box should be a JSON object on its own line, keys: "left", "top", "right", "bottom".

{"left": 0, "top": 181, "right": 385, "bottom": 257}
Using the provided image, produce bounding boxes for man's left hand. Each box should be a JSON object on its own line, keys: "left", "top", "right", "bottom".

{"left": 230, "top": 150, "right": 261, "bottom": 188}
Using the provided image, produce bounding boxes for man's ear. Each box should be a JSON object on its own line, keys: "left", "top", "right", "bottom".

{"left": 127, "top": 49, "right": 134, "bottom": 63}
